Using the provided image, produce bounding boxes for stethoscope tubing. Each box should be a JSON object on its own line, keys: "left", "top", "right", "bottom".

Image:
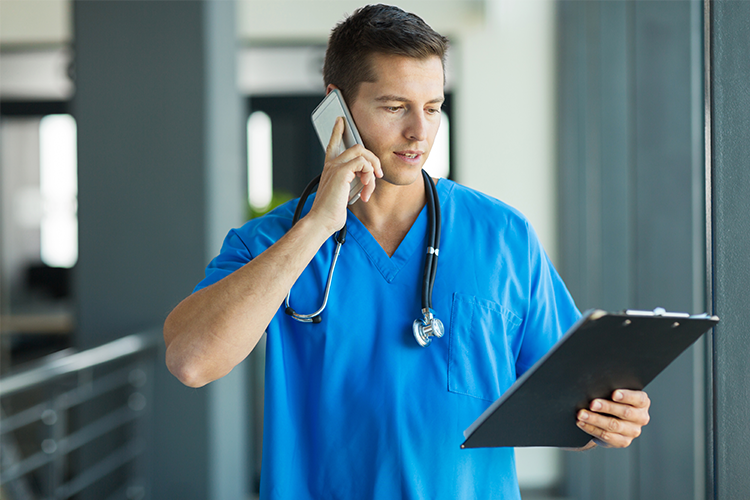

{"left": 285, "top": 169, "right": 442, "bottom": 345}
{"left": 284, "top": 173, "right": 346, "bottom": 324}
{"left": 422, "top": 169, "right": 440, "bottom": 310}
{"left": 284, "top": 236, "right": 343, "bottom": 323}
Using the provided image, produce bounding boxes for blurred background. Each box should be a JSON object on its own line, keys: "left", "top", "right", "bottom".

{"left": 0, "top": 0, "right": 748, "bottom": 499}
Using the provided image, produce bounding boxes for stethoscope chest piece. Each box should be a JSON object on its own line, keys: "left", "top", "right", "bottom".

{"left": 413, "top": 308, "right": 444, "bottom": 347}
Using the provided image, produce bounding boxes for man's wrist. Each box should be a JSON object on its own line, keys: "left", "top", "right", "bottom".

{"left": 295, "top": 212, "right": 341, "bottom": 245}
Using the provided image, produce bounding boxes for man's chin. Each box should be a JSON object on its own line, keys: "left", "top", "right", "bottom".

{"left": 380, "top": 166, "right": 425, "bottom": 187}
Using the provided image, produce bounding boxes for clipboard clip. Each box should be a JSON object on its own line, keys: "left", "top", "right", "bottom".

{"left": 623, "top": 307, "right": 691, "bottom": 318}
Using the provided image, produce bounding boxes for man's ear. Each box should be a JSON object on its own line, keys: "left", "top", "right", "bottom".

{"left": 325, "top": 84, "right": 339, "bottom": 96}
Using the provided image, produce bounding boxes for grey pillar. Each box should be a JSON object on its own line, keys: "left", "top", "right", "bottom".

{"left": 709, "top": 1, "right": 750, "bottom": 498}
{"left": 557, "top": 1, "right": 705, "bottom": 499}
{"left": 73, "top": 1, "right": 247, "bottom": 498}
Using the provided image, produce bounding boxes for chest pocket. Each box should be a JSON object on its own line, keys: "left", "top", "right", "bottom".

{"left": 447, "top": 293, "right": 522, "bottom": 402}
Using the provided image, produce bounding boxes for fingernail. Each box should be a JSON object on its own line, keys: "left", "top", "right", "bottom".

{"left": 614, "top": 391, "right": 623, "bottom": 401}
{"left": 579, "top": 411, "right": 589, "bottom": 420}
{"left": 577, "top": 420, "right": 586, "bottom": 428}
{"left": 591, "top": 401, "right": 602, "bottom": 411}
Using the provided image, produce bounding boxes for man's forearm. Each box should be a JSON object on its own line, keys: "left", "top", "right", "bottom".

{"left": 163, "top": 215, "right": 334, "bottom": 387}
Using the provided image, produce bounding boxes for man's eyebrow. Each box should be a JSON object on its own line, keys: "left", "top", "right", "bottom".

{"left": 374, "top": 95, "right": 445, "bottom": 105}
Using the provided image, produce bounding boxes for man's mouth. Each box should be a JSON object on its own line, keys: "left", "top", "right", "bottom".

{"left": 396, "top": 151, "right": 422, "bottom": 160}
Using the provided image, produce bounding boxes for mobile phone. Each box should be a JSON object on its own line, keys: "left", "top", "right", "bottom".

{"left": 311, "top": 89, "right": 365, "bottom": 204}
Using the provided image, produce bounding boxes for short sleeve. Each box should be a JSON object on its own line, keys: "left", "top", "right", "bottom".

{"left": 193, "top": 229, "right": 255, "bottom": 293}
{"left": 514, "top": 228, "right": 581, "bottom": 377}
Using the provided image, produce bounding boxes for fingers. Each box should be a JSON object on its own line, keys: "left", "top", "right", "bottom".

{"left": 576, "top": 390, "right": 651, "bottom": 449}
{"left": 587, "top": 391, "right": 651, "bottom": 423}
{"left": 339, "top": 144, "right": 383, "bottom": 183}
{"left": 327, "top": 148, "right": 381, "bottom": 193}
{"left": 308, "top": 119, "right": 382, "bottom": 231}
{"left": 321, "top": 117, "right": 382, "bottom": 203}
{"left": 612, "top": 389, "right": 651, "bottom": 409}
{"left": 356, "top": 153, "right": 382, "bottom": 202}
{"left": 576, "top": 408, "right": 642, "bottom": 448}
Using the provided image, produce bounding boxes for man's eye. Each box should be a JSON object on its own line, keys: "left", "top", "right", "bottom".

{"left": 386, "top": 106, "right": 402, "bottom": 112}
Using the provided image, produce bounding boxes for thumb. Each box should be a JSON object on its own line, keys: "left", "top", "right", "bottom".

{"left": 325, "top": 116, "right": 345, "bottom": 161}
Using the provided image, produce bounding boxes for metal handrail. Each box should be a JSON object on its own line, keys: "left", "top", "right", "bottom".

{"left": 0, "top": 329, "right": 160, "bottom": 498}
{"left": 0, "top": 330, "right": 160, "bottom": 396}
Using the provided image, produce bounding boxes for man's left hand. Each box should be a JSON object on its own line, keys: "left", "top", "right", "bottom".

{"left": 576, "top": 389, "right": 651, "bottom": 448}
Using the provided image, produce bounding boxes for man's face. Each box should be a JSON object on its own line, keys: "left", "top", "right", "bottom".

{"left": 347, "top": 53, "right": 445, "bottom": 187}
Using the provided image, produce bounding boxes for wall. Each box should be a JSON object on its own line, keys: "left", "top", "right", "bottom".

{"left": 456, "top": 0, "right": 558, "bottom": 261}
{"left": 236, "top": 0, "right": 484, "bottom": 43}
{"left": 0, "top": 0, "right": 71, "bottom": 46}
{"left": 0, "top": 120, "right": 42, "bottom": 306}
{"left": 710, "top": 1, "right": 750, "bottom": 498}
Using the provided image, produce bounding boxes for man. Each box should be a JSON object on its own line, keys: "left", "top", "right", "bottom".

{"left": 164, "top": 5, "right": 650, "bottom": 499}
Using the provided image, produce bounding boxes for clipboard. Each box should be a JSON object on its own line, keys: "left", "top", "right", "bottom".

{"left": 461, "top": 309, "right": 719, "bottom": 449}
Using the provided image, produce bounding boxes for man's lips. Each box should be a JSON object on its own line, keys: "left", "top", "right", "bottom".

{"left": 394, "top": 151, "right": 423, "bottom": 160}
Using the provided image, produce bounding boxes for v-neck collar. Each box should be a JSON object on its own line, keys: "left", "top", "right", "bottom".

{"left": 344, "top": 179, "right": 451, "bottom": 283}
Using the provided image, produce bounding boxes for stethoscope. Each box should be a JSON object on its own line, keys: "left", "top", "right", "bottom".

{"left": 284, "top": 169, "right": 445, "bottom": 347}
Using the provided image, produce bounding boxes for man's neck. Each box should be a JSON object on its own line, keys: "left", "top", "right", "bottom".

{"left": 349, "top": 177, "right": 427, "bottom": 257}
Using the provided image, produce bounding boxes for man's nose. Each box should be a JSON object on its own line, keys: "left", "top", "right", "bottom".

{"left": 405, "top": 110, "right": 428, "bottom": 142}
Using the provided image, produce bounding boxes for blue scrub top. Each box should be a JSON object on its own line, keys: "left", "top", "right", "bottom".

{"left": 196, "top": 179, "right": 581, "bottom": 500}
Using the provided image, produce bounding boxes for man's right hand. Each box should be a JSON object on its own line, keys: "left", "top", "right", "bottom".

{"left": 309, "top": 116, "right": 382, "bottom": 235}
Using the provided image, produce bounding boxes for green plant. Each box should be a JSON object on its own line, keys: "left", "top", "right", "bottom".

{"left": 247, "top": 190, "right": 294, "bottom": 220}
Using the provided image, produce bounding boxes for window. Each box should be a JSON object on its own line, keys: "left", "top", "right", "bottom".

{"left": 247, "top": 111, "right": 273, "bottom": 211}
{"left": 424, "top": 112, "right": 450, "bottom": 179}
{"left": 39, "top": 114, "right": 77, "bottom": 268}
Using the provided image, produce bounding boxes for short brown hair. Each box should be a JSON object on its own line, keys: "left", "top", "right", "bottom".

{"left": 323, "top": 4, "right": 449, "bottom": 103}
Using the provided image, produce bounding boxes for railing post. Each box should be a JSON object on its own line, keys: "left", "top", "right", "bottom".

{"left": 127, "top": 361, "right": 149, "bottom": 500}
